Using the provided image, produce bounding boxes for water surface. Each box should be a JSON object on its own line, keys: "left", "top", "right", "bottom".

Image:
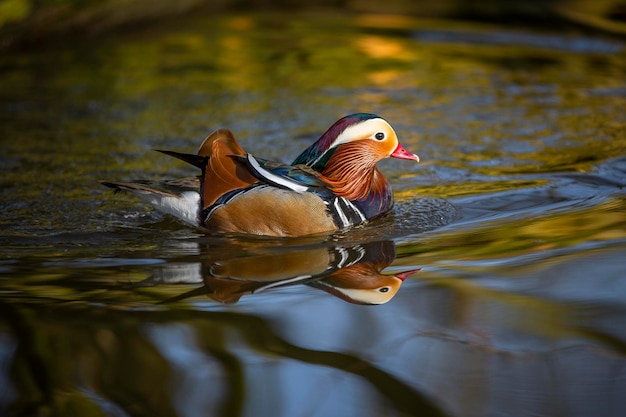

{"left": 1, "top": 12, "right": 626, "bottom": 417}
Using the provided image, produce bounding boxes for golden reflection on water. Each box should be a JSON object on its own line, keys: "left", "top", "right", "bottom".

{"left": 395, "top": 195, "right": 626, "bottom": 266}
{"left": 356, "top": 35, "right": 411, "bottom": 59}
{"left": 400, "top": 179, "right": 551, "bottom": 199}
{"left": 421, "top": 275, "right": 574, "bottom": 340}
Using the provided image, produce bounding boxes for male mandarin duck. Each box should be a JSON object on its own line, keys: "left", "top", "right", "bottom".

{"left": 101, "top": 113, "right": 419, "bottom": 237}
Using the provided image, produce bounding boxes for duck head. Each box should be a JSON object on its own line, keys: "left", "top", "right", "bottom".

{"left": 293, "top": 113, "right": 419, "bottom": 202}
{"left": 292, "top": 113, "right": 419, "bottom": 169}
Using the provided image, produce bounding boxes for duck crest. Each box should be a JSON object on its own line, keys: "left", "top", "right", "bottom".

{"left": 292, "top": 113, "right": 381, "bottom": 167}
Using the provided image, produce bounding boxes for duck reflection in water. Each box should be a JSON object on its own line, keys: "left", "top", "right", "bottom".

{"left": 146, "top": 240, "right": 419, "bottom": 305}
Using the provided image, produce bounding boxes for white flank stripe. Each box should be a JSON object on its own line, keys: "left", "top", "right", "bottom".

{"left": 341, "top": 197, "right": 367, "bottom": 223}
{"left": 246, "top": 154, "right": 308, "bottom": 193}
{"left": 333, "top": 198, "right": 350, "bottom": 228}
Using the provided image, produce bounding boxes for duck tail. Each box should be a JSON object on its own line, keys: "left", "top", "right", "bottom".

{"left": 154, "top": 149, "right": 207, "bottom": 169}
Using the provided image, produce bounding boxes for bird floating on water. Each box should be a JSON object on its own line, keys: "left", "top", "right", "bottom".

{"left": 101, "top": 113, "right": 419, "bottom": 237}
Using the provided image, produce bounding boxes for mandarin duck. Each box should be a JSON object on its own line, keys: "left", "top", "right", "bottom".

{"left": 101, "top": 113, "right": 419, "bottom": 237}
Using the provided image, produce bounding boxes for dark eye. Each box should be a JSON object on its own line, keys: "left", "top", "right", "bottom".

{"left": 379, "top": 287, "right": 390, "bottom": 293}
{"left": 375, "top": 132, "right": 385, "bottom": 140}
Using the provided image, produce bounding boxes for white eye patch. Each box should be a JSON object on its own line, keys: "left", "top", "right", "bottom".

{"left": 328, "top": 118, "right": 392, "bottom": 149}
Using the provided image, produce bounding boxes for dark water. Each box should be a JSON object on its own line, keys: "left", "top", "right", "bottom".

{"left": 1, "top": 12, "right": 626, "bottom": 417}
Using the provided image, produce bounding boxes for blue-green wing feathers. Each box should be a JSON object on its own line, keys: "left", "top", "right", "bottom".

{"left": 229, "top": 154, "right": 328, "bottom": 191}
